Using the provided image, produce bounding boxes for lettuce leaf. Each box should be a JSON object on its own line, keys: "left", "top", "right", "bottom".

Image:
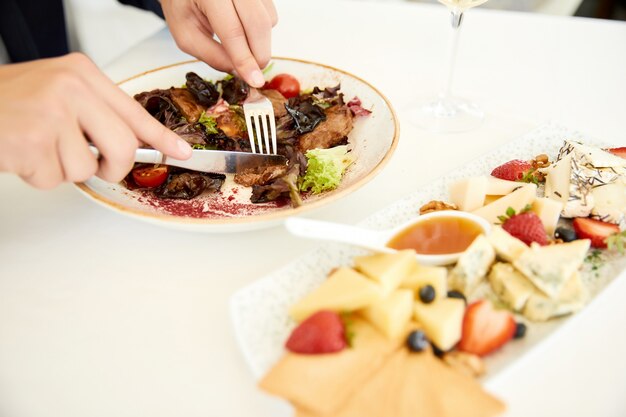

{"left": 299, "top": 145, "right": 353, "bottom": 194}
{"left": 198, "top": 112, "right": 219, "bottom": 135}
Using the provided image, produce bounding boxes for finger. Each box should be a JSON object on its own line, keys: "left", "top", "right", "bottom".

{"left": 203, "top": 0, "right": 266, "bottom": 87}
{"left": 72, "top": 88, "right": 139, "bottom": 182}
{"left": 20, "top": 144, "right": 64, "bottom": 190}
{"left": 58, "top": 124, "right": 99, "bottom": 183}
{"left": 65, "top": 53, "right": 192, "bottom": 161}
{"left": 170, "top": 22, "right": 235, "bottom": 74}
{"left": 260, "top": 0, "right": 278, "bottom": 26}
{"left": 233, "top": 0, "right": 273, "bottom": 68}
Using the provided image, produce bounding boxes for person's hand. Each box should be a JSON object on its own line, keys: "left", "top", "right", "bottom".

{"left": 161, "top": 0, "right": 278, "bottom": 88}
{"left": 0, "top": 53, "right": 192, "bottom": 189}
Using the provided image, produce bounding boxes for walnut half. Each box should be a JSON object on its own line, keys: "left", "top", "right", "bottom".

{"left": 419, "top": 200, "right": 458, "bottom": 215}
{"left": 442, "top": 351, "right": 486, "bottom": 378}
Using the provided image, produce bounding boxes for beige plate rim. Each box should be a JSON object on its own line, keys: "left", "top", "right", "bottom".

{"left": 75, "top": 57, "right": 400, "bottom": 226}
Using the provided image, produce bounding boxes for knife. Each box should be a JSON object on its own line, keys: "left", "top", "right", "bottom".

{"left": 88, "top": 145, "right": 288, "bottom": 174}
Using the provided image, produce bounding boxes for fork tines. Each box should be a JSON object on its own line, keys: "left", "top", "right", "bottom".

{"left": 243, "top": 94, "right": 277, "bottom": 155}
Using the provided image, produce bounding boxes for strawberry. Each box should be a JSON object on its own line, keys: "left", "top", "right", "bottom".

{"left": 608, "top": 147, "right": 626, "bottom": 159}
{"left": 573, "top": 217, "right": 620, "bottom": 248}
{"left": 490, "top": 160, "right": 535, "bottom": 182}
{"left": 285, "top": 310, "right": 347, "bottom": 354}
{"left": 500, "top": 208, "right": 548, "bottom": 246}
{"left": 458, "top": 300, "right": 516, "bottom": 357}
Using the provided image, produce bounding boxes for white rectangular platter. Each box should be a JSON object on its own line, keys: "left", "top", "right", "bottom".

{"left": 229, "top": 123, "right": 626, "bottom": 400}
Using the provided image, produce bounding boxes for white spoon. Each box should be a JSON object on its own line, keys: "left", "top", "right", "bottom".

{"left": 285, "top": 210, "right": 491, "bottom": 266}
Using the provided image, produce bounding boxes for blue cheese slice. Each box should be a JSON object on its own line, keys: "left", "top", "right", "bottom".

{"left": 522, "top": 272, "right": 587, "bottom": 322}
{"left": 487, "top": 226, "right": 529, "bottom": 263}
{"left": 513, "top": 240, "right": 590, "bottom": 299}
{"left": 448, "top": 235, "right": 495, "bottom": 296}
{"left": 488, "top": 262, "right": 536, "bottom": 312}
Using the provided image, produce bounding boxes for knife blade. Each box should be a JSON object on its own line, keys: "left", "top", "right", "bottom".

{"left": 89, "top": 146, "right": 288, "bottom": 174}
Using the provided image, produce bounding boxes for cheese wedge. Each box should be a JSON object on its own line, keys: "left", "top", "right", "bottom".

{"left": 560, "top": 140, "right": 626, "bottom": 168}
{"left": 544, "top": 153, "right": 572, "bottom": 205}
{"left": 289, "top": 267, "right": 382, "bottom": 322}
{"left": 448, "top": 235, "right": 495, "bottom": 295}
{"left": 523, "top": 271, "right": 588, "bottom": 321}
{"left": 400, "top": 264, "right": 448, "bottom": 302}
{"left": 361, "top": 290, "right": 414, "bottom": 340}
{"left": 532, "top": 197, "right": 564, "bottom": 236}
{"left": 487, "top": 226, "right": 529, "bottom": 263}
{"left": 296, "top": 348, "right": 505, "bottom": 417}
{"left": 488, "top": 262, "right": 536, "bottom": 312}
{"left": 414, "top": 298, "right": 465, "bottom": 351}
{"left": 486, "top": 176, "right": 527, "bottom": 195}
{"left": 472, "top": 184, "right": 537, "bottom": 224}
{"left": 260, "top": 318, "right": 403, "bottom": 416}
{"left": 513, "top": 239, "right": 590, "bottom": 299}
{"left": 591, "top": 183, "right": 626, "bottom": 225}
{"left": 354, "top": 250, "right": 416, "bottom": 296}
{"left": 448, "top": 176, "right": 488, "bottom": 211}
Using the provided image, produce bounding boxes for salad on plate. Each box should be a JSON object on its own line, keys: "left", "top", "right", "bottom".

{"left": 126, "top": 70, "right": 371, "bottom": 208}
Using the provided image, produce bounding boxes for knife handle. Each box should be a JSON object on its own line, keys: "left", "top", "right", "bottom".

{"left": 88, "top": 145, "right": 165, "bottom": 165}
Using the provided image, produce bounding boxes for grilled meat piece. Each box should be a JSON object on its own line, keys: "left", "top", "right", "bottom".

{"left": 169, "top": 88, "right": 206, "bottom": 123}
{"left": 250, "top": 164, "right": 302, "bottom": 207}
{"left": 234, "top": 164, "right": 289, "bottom": 187}
{"left": 297, "top": 105, "right": 353, "bottom": 152}
{"left": 261, "top": 89, "right": 288, "bottom": 118}
{"left": 217, "top": 108, "right": 247, "bottom": 139}
{"left": 155, "top": 172, "right": 225, "bottom": 199}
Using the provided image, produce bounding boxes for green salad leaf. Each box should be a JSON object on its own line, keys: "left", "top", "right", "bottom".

{"left": 299, "top": 145, "right": 353, "bottom": 194}
{"left": 198, "top": 112, "right": 218, "bottom": 135}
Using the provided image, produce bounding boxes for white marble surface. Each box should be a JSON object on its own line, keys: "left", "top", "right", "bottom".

{"left": 0, "top": 1, "right": 625, "bottom": 416}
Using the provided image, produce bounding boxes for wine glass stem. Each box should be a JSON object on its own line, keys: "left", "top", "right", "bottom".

{"left": 441, "top": 9, "right": 464, "bottom": 101}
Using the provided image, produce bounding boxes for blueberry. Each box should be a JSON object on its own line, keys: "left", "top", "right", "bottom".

{"left": 555, "top": 227, "right": 577, "bottom": 242}
{"left": 407, "top": 330, "right": 429, "bottom": 352}
{"left": 514, "top": 322, "right": 527, "bottom": 339}
{"left": 419, "top": 285, "right": 436, "bottom": 303}
{"left": 447, "top": 290, "right": 467, "bottom": 304}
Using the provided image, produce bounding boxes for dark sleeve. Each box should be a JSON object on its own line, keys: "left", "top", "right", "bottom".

{"left": 117, "top": 0, "right": 164, "bottom": 18}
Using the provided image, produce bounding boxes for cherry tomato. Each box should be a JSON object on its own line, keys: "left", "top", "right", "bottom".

{"left": 132, "top": 165, "right": 169, "bottom": 188}
{"left": 267, "top": 74, "right": 300, "bottom": 99}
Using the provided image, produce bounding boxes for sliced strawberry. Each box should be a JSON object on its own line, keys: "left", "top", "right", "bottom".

{"left": 573, "top": 217, "right": 620, "bottom": 248}
{"left": 491, "top": 160, "right": 534, "bottom": 182}
{"left": 608, "top": 147, "right": 626, "bottom": 159}
{"left": 285, "top": 310, "right": 347, "bottom": 354}
{"left": 458, "top": 300, "right": 516, "bottom": 357}
{"left": 501, "top": 210, "right": 548, "bottom": 246}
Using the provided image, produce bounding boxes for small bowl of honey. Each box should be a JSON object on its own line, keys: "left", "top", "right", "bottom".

{"left": 386, "top": 210, "right": 491, "bottom": 265}
{"left": 285, "top": 210, "right": 491, "bottom": 266}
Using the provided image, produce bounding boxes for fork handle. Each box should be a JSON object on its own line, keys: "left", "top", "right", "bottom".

{"left": 88, "top": 145, "right": 165, "bottom": 165}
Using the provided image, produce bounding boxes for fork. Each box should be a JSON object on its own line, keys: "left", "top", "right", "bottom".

{"left": 243, "top": 89, "right": 277, "bottom": 155}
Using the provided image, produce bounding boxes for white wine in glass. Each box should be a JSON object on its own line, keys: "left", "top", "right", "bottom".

{"left": 406, "top": 0, "right": 489, "bottom": 133}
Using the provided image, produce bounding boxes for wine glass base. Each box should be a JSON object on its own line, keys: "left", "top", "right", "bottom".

{"left": 406, "top": 96, "right": 484, "bottom": 133}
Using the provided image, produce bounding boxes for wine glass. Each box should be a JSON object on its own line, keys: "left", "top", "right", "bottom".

{"left": 407, "top": 0, "right": 489, "bottom": 133}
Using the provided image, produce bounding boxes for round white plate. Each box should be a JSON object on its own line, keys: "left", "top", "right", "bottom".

{"left": 75, "top": 58, "right": 399, "bottom": 232}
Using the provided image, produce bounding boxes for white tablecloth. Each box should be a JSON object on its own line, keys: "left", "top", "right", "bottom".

{"left": 1, "top": 1, "right": 625, "bottom": 416}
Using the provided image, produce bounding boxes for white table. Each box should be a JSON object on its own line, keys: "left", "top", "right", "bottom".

{"left": 1, "top": 1, "right": 625, "bottom": 416}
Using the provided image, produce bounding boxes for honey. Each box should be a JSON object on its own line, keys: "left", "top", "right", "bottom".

{"left": 387, "top": 216, "right": 483, "bottom": 255}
